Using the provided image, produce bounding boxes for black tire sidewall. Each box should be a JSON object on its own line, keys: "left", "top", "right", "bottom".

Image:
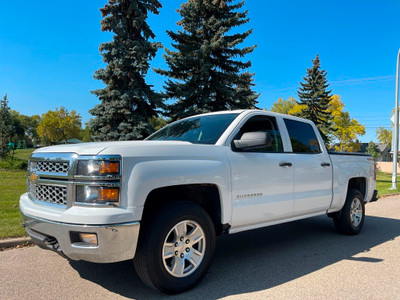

{"left": 337, "top": 189, "right": 365, "bottom": 235}
{"left": 140, "top": 202, "right": 216, "bottom": 294}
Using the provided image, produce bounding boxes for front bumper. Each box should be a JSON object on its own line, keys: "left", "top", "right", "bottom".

{"left": 21, "top": 212, "right": 140, "bottom": 263}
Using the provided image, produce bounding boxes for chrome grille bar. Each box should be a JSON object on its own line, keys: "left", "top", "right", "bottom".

{"left": 28, "top": 153, "right": 77, "bottom": 208}
{"left": 29, "top": 182, "right": 67, "bottom": 206}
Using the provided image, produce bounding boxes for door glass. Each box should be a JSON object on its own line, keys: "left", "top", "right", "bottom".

{"left": 284, "top": 119, "right": 321, "bottom": 153}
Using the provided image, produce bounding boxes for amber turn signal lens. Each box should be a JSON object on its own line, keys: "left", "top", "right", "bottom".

{"left": 99, "top": 161, "right": 119, "bottom": 174}
{"left": 98, "top": 187, "right": 119, "bottom": 202}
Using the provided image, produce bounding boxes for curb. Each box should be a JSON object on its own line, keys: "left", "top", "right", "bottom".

{"left": 0, "top": 237, "right": 33, "bottom": 249}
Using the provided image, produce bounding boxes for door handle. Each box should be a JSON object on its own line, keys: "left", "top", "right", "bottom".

{"left": 321, "top": 162, "right": 331, "bottom": 167}
{"left": 279, "top": 162, "right": 293, "bottom": 167}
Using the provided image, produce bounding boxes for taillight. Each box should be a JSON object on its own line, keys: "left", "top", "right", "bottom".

{"left": 374, "top": 163, "right": 377, "bottom": 181}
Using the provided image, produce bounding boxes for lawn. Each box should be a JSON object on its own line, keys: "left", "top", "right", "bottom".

{"left": 13, "top": 148, "right": 35, "bottom": 161}
{"left": 0, "top": 149, "right": 34, "bottom": 238}
{"left": 376, "top": 171, "right": 400, "bottom": 197}
{"left": 0, "top": 169, "right": 27, "bottom": 238}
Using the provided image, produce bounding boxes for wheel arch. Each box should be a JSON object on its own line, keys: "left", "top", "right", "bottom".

{"left": 347, "top": 177, "right": 367, "bottom": 200}
{"left": 141, "top": 184, "right": 227, "bottom": 236}
{"left": 328, "top": 177, "right": 367, "bottom": 219}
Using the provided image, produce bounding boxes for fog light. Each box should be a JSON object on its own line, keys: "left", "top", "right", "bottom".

{"left": 78, "top": 233, "right": 98, "bottom": 246}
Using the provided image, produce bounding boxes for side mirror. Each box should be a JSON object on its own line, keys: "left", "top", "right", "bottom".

{"left": 233, "top": 131, "right": 272, "bottom": 150}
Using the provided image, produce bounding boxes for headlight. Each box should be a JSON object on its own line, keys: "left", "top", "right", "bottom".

{"left": 76, "top": 185, "right": 120, "bottom": 205}
{"left": 74, "top": 155, "right": 121, "bottom": 207}
{"left": 76, "top": 157, "right": 121, "bottom": 177}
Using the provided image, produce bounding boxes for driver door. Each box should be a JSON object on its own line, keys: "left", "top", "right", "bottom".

{"left": 227, "top": 114, "right": 295, "bottom": 230}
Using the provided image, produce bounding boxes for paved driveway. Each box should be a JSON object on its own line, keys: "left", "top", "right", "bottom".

{"left": 1, "top": 196, "right": 399, "bottom": 299}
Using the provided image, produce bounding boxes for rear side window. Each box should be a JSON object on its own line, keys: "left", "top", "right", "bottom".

{"left": 232, "top": 115, "right": 283, "bottom": 153}
{"left": 284, "top": 119, "right": 321, "bottom": 154}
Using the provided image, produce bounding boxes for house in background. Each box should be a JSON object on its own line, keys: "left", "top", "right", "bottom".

{"left": 357, "top": 143, "right": 391, "bottom": 162}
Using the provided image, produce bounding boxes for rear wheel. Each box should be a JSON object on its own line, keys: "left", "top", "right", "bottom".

{"left": 134, "top": 201, "right": 216, "bottom": 294}
{"left": 333, "top": 189, "right": 365, "bottom": 235}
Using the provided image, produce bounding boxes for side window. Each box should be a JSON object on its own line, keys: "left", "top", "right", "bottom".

{"left": 232, "top": 115, "right": 283, "bottom": 153}
{"left": 284, "top": 119, "right": 321, "bottom": 154}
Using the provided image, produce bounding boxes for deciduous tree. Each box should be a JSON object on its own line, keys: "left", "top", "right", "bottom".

{"left": 329, "top": 95, "right": 365, "bottom": 152}
{"left": 10, "top": 110, "right": 40, "bottom": 147}
{"left": 376, "top": 127, "right": 392, "bottom": 146}
{"left": 156, "top": 0, "right": 258, "bottom": 120}
{"left": 269, "top": 97, "right": 296, "bottom": 114}
{"left": 269, "top": 96, "right": 304, "bottom": 115}
{"left": 90, "top": 0, "right": 163, "bottom": 141}
{"left": 37, "top": 107, "right": 82, "bottom": 145}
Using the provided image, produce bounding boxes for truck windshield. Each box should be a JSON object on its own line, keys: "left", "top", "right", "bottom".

{"left": 146, "top": 113, "right": 239, "bottom": 144}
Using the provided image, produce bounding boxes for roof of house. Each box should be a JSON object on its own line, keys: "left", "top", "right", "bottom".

{"left": 358, "top": 143, "right": 389, "bottom": 153}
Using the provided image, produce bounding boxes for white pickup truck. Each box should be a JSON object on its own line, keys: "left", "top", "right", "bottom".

{"left": 20, "top": 110, "right": 377, "bottom": 294}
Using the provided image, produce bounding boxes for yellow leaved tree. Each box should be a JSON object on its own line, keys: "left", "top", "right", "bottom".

{"left": 37, "top": 107, "right": 82, "bottom": 145}
{"left": 329, "top": 95, "right": 365, "bottom": 152}
{"left": 269, "top": 96, "right": 305, "bottom": 116}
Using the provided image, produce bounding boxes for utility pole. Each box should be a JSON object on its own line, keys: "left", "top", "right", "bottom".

{"left": 391, "top": 49, "right": 400, "bottom": 190}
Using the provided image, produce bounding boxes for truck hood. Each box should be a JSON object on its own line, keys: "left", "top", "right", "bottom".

{"left": 34, "top": 140, "right": 193, "bottom": 156}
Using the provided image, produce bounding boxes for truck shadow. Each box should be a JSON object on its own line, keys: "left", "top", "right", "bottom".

{"left": 69, "top": 214, "right": 400, "bottom": 299}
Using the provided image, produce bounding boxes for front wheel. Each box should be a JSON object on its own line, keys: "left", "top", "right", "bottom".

{"left": 333, "top": 188, "right": 365, "bottom": 235}
{"left": 134, "top": 201, "right": 216, "bottom": 294}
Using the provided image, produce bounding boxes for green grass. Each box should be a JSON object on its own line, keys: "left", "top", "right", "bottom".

{"left": 0, "top": 149, "right": 35, "bottom": 238}
{"left": 0, "top": 169, "right": 27, "bottom": 238}
{"left": 0, "top": 148, "right": 35, "bottom": 170}
{"left": 376, "top": 171, "right": 400, "bottom": 197}
{"left": 13, "top": 148, "right": 35, "bottom": 161}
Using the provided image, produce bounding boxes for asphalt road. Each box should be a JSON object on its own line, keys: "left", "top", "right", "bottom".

{"left": 1, "top": 196, "right": 400, "bottom": 300}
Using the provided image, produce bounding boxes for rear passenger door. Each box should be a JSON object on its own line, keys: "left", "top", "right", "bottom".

{"left": 228, "top": 114, "right": 295, "bottom": 229}
{"left": 284, "top": 119, "right": 333, "bottom": 216}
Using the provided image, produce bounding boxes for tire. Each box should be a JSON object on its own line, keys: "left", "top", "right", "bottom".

{"left": 134, "top": 201, "right": 216, "bottom": 294}
{"left": 333, "top": 188, "right": 365, "bottom": 235}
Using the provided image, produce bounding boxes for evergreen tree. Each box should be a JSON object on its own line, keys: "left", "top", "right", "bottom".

{"left": 297, "top": 54, "right": 334, "bottom": 143}
{"left": 90, "top": 0, "right": 163, "bottom": 141}
{"left": 0, "top": 95, "right": 12, "bottom": 158}
{"left": 156, "top": 0, "right": 258, "bottom": 120}
{"left": 366, "top": 141, "right": 380, "bottom": 161}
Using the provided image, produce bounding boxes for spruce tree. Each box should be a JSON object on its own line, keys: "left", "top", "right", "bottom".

{"left": 156, "top": 0, "right": 259, "bottom": 120}
{"left": 0, "top": 95, "right": 12, "bottom": 158}
{"left": 297, "top": 54, "right": 334, "bottom": 143}
{"left": 90, "top": 0, "right": 163, "bottom": 141}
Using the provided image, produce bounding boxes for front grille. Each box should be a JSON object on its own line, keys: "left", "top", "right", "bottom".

{"left": 29, "top": 183, "right": 67, "bottom": 206}
{"left": 30, "top": 160, "right": 70, "bottom": 173}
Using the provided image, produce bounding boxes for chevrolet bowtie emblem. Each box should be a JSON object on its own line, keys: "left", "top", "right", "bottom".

{"left": 30, "top": 173, "right": 38, "bottom": 182}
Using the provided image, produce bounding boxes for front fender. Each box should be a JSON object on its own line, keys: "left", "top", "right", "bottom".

{"left": 124, "top": 159, "right": 232, "bottom": 224}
